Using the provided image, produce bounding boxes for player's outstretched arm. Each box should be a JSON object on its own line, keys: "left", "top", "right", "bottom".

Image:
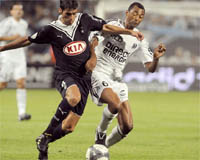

{"left": 145, "top": 43, "right": 166, "bottom": 73}
{"left": 85, "top": 37, "right": 99, "bottom": 73}
{"left": 102, "top": 24, "right": 144, "bottom": 41}
{"left": 0, "top": 36, "right": 31, "bottom": 52}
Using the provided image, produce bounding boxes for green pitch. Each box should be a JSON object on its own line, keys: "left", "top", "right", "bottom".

{"left": 0, "top": 89, "right": 199, "bottom": 160}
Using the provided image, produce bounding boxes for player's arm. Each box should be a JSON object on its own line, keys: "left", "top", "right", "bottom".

{"left": 145, "top": 43, "right": 166, "bottom": 73}
{"left": 0, "top": 36, "right": 31, "bottom": 52}
{"left": 86, "top": 14, "right": 143, "bottom": 41}
{"left": 0, "top": 34, "right": 21, "bottom": 41}
{"left": 85, "top": 37, "right": 99, "bottom": 73}
{"left": 102, "top": 24, "right": 144, "bottom": 41}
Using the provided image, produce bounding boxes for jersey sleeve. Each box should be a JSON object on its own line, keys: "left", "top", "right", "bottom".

{"left": 88, "top": 20, "right": 120, "bottom": 42}
{"left": 84, "top": 13, "right": 106, "bottom": 32}
{"left": 28, "top": 25, "right": 52, "bottom": 44}
{"left": 136, "top": 38, "right": 153, "bottom": 65}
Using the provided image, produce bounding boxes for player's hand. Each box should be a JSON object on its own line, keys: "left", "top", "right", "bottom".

{"left": 130, "top": 31, "right": 144, "bottom": 41}
{"left": 85, "top": 57, "right": 97, "bottom": 73}
{"left": 154, "top": 43, "right": 166, "bottom": 60}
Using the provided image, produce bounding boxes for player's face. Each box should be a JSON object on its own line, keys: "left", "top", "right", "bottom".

{"left": 125, "top": 6, "right": 145, "bottom": 29}
{"left": 59, "top": 8, "right": 78, "bottom": 25}
{"left": 10, "top": 4, "right": 24, "bottom": 20}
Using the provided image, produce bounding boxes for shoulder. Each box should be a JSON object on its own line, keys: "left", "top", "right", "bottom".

{"left": 81, "top": 13, "right": 103, "bottom": 22}
{"left": 47, "top": 21, "right": 59, "bottom": 30}
{"left": 42, "top": 24, "right": 54, "bottom": 32}
{"left": 33, "top": 24, "right": 53, "bottom": 35}
{"left": 0, "top": 17, "right": 12, "bottom": 25}
{"left": 80, "top": 13, "right": 90, "bottom": 20}
{"left": 20, "top": 18, "right": 28, "bottom": 26}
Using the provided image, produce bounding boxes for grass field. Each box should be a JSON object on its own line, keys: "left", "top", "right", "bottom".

{"left": 0, "top": 89, "right": 199, "bottom": 160}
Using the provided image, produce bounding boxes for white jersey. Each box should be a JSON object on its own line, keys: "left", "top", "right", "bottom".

{"left": 90, "top": 19, "right": 153, "bottom": 80}
{"left": 0, "top": 17, "right": 28, "bottom": 82}
{"left": 0, "top": 16, "right": 28, "bottom": 61}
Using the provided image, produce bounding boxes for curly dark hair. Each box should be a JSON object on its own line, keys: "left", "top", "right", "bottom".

{"left": 128, "top": 2, "right": 145, "bottom": 12}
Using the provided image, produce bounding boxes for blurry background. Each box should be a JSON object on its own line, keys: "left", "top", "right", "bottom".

{"left": 0, "top": 1, "right": 199, "bottom": 160}
{"left": 0, "top": 0, "right": 199, "bottom": 91}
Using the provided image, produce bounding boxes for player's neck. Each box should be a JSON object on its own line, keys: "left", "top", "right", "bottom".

{"left": 13, "top": 17, "right": 21, "bottom": 22}
{"left": 124, "top": 21, "right": 134, "bottom": 30}
{"left": 60, "top": 17, "right": 71, "bottom": 26}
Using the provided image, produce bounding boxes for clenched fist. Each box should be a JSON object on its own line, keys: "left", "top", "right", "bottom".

{"left": 154, "top": 43, "right": 166, "bottom": 60}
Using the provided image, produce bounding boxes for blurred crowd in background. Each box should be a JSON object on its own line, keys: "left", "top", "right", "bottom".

{"left": 0, "top": 0, "right": 199, "bottom": 66}
{"left": 0, "top": 0, "right": 199, "bottom": 90}
{"left": 0, "top": 0, "right": 99, "bottom": 65}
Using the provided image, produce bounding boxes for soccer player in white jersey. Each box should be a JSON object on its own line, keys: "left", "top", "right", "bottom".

{"left": 0, "top": 3, "right": 31, "bottom": 121}
{"left": 90, "top": 2, "right": 166, "bottom": 148}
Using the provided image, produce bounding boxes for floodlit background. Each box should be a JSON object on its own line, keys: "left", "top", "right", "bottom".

{"left": 0, "top": 1, "right": 199, "bottom": 160}
{"left": 0, "top": 0, "right": 199, "bottom": 91}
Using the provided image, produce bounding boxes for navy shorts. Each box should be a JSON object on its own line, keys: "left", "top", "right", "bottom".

{"left": 55, "top": 74, "right": 91, "bottom": 116}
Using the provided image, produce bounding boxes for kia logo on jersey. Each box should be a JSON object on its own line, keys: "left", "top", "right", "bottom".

{"left": 63, "top": 41, "right": 87, "bottom": 56}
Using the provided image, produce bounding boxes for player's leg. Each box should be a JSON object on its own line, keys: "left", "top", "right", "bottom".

{"left": 36, "top": 84, "right": 81, "bottom": 160}
{"left": 49, "top": 77, "right": 91, "bottom": 142}
{"left": 0, "top": 59, "right": 9, "bottom": 90}
{"left": 95, "top": 88, "right": 121, "bottom": 145}
{"left": 42, "top": 84, "right": 81, "bottom": 136}
{"left": 14, "top": 59, "right": 31, "bottom": 121}
{"left": 51, "top": 110, "right": 80, "bottom": 142}
{"left": 16, "top": 78, "right": 31, "bottom": 121}
{"left": 36, "top": 76, "right": 86, "bottom": 160}
{"left": 91, "top": 72, "right": 121, "bottom": 145}
{"left": 48, "top": 84, "right": 81, "bottom": 141}
{"left": 106, "top": 100, "right": 133, "bottom": 147}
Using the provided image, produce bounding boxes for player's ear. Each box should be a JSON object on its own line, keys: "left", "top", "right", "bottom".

{"left": 58, "top": 8, "right": 63, "bottom": 14}
{"left": 125, "top": 10, "right": 129, "bottom": 16}
{"left": 10, "top": 8, "right": 13, "bottom": 16}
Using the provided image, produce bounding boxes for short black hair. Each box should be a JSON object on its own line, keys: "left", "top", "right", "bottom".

{"left": 60, "top": 0, "right": 78, "bottom": 10}
{"left": 10, "top": 2, "right": 23, "bottom": 10}
{"left": 128, "top": 2, "right": 145, "bottom": 12}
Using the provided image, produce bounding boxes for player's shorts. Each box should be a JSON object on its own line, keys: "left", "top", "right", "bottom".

{"left": 0, "top": 57, "right": 27, "bottom": 82}
{"left": 90, "top": 71, "right": 128, "bottom": 106}
{"left": 54, "top": 73, "right": 91, "bottom": 116}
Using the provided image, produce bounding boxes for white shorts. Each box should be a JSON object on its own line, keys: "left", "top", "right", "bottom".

{"left": 90, "top": 71, "right": 128, "bottom": 106}
{"left": 0, "top": 58, "right": 27, "bottom": 82}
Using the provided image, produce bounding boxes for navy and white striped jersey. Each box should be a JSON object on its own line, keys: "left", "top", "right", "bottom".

{"left": 28, "top": 13, "right": 106, "bottom": 78}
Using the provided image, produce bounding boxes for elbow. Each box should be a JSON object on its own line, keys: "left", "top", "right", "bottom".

{"left": 102, "top": 24, "right": 108, "bottom": 33}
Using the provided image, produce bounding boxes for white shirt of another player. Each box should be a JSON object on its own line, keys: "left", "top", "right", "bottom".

{"left": 90, "top": 19, "right": 153, "bottom": 80}
{"left": 0, "top": 16, "right": 28, "bottom": 60}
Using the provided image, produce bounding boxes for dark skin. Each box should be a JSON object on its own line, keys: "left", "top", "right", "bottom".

{"left": 125, "top": 5, "right": 166, "bottom": 72}
{"left": 90, "top": 5, "right": 166, "bottom": 139}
